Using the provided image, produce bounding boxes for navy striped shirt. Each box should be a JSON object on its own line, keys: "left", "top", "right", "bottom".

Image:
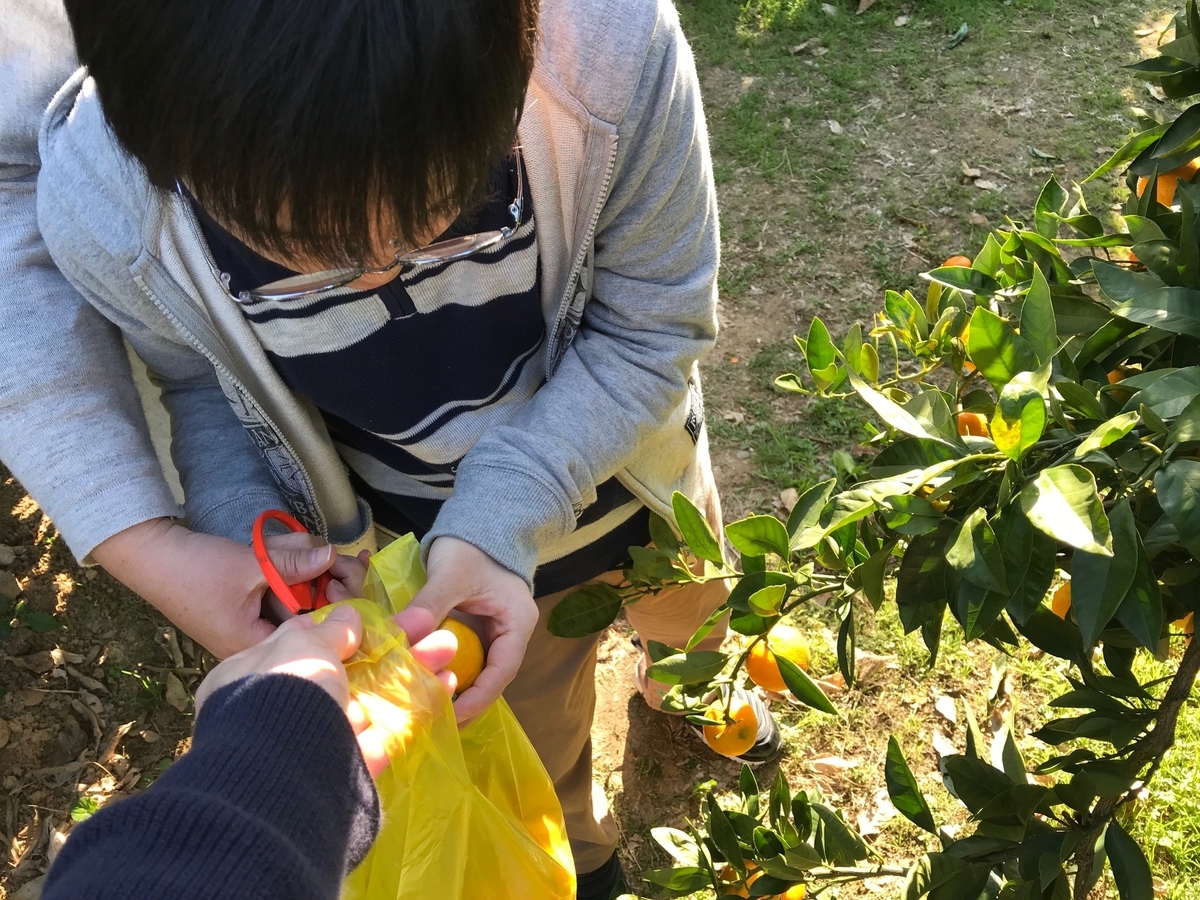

{"left": 192, "top": 156, "right": 649, "bottom": 596}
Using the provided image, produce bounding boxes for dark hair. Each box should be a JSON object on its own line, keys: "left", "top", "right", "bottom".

{"left": 64, "top": 0, "right": 538, "bottom": 265}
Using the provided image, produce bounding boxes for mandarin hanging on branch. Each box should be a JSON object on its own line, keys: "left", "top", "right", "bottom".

{"left": 1051, "top": 582, "right": 1072, "bottom": 619}
{"left": 702, "top": 697, "right": 759, "bottom": 758}
{"left": 943, "top": 254, "right": 973, "bottom": 268}
{"left": 1136, "top": 158, "right": 1200, "bottom": 207}
{"left": 957, "top": 411, "right": 990, "bottom": 437}
{"left": 745, "top": 623, "right": 811, "bottom": 693}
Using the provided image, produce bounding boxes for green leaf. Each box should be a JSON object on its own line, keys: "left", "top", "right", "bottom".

{"left": 880, "top": 494, "right": 943, "bottom": 537}
{"left": 1091, "top": 259, "right": 1166, "bottom": 303}
{"left": 628, "top": 546, "right": 678, "bottom": 580}
{"left": 996, "top": 507, "right": 1057, "bottom": 626}
{"left": 1115, "top": 538, "right": 1164, "bottom": 651}
{"left": 648, "top": 512, "right": 681, "bottom": 557}
{"left": 885, "top": 737, "right": 937, "bottom": 834}
{"left": 940, "top": 755, "right": 1013, "bottom": 814}
{"left": 1155, "top": 460, "right": 1200, "bottom": 557}
{"left": 843, "top": 322, "right": 864, "bottom": 371}
{"left": 1074, "top": 411, "right": 1141, "bottom": 458}
{"left": 967, "top": 307, "right": 1041, "bottom": 391}
{"left": 1085, "top": 125, "right": 1169, "bottom": 182}
{"left": 776, "top": 655, "right": 837, "bottom": 714}
{"left": 1105, "top": 820, "right": 1153, "bottom": 900}
{"left": 641, "top": 866, "right": 711, "bottom": 892}
{"left": 1017, "top": 604, "right": 1085, "bottom": 661}
{"left": 787, "top": 479, "right": 836, "bottom": 549}
{"left": 1033, "top": 178, "right": 1069, "bottom": 240}
{"left": 904, "top": 389, "right": 960, "bottom": 445}
{"left": 671, "top": 491, "right": 724, "bottom": 566}
{"left": 646, "top": 650, "right": 728, "bottom": 686}
{"left": 1168, "top": 393, "right": 1200, "bottom": 444}
{"left": 706, "top": 794, "right": 744, "bottom": 871}
{"left": 813, "top": 804, "right": 868, "bottom": 865}
{"left": 945, "top": 508, "right": 1007, "bottom": 593}
{"left": 69, "top": 796, "right": 100, "bottom": 822}
{"left": 847, "top": 371, "right": 958, "bottom": 445}
{"left": 1056, "top": 381, "right": 1108, "bottom": 420}
{"left": 1122, "top": 367, "right": 1200, "bottom": 418}
{"left": 1072, "top": 500, "right": 1141, "bottom": 649}
{"left": 547, "top": 584, "right": 623, "bottom": 638}
{"left": 902, "top": 853, "right": 991, "bottom": 900}
{"left": 871, "top": 438, "right": 962, "bottom": 477}
{"left": 924, "top": 266, "right": 1002, "bottom": 297}
{"left": 1114, "top": 287, "right": 1200, "bottom": 338}
{"left": 747, "top": 584, "right": 786, "bottom": 616}
{"left": 726, "top": 515, "right": 790, "bottom": 558}
{"left": 861, "top": 342, "right": 880, "bottom": 381}
{"left": 896, "top": 524, "right": 953, "bottom": 633}
{"left": 651, "top": 827, "right": 700, "bottom": 867}
{"left": 1019, "top": 465, "right": 1113, "bottom": 556}
{"left": 807, "top": 317, "right": 838, "bottom": 390}
{"left": 686, "top": 605, "right": 732, "bottom": 651}
{"left": 1020, "top": 266, "right": 1058, "bottom": 363}
{"left": 952, "top": 580, "right": 1008, "bottom": 642}
{"left": 991, "top": 381, "right": 1046, "bottom": 462}
{"left": 858, "top": 540, "right": 895, "bottom": 610}
{"left": 18, "top": 610, "right": 58, "bottom": 633}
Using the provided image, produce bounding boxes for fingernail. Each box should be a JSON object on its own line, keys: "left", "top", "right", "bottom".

{"left": 327, "top": 605, "right": 358, "bottom": 623}
{"left": 309, "top": 545, "right": 334, "bottom": 567}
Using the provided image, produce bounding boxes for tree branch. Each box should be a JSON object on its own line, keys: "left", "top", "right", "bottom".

{"left": 1071, "top": 635, "right": 1200, "bottom": 900}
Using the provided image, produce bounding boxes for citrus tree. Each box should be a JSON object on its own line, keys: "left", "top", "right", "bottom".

{"left": 550, "top": 6, "right": 1200, "bottom": 899}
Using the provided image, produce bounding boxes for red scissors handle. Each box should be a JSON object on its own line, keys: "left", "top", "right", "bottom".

{"left": 252, "top": 510, "right": 332, "bottom": 615}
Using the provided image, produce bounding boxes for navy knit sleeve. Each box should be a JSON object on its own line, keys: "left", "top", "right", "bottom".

{"left": 42, "top": 673, "right": 381, "bottom": 900}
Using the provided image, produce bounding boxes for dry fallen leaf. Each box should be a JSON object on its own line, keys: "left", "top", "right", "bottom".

{"left": 1148, "top": 84, "right": 1167, "bottom": 102}
{"left": 722, "top": 411, "right": 745, "bottom": 424}
{"left": 932, "top": 728, "right": 958, "bottom": 759}
{"left": 974, "top": 179, "right": 999, "bottom": 191}
{"left": 788, "top": 37, "right": 820, "bottom": 55}
{"left": 821, "top": 2, "right": 838, "bottom": 14}
{"left": 828, "top": 120, "right": 844, "bottom": 135}
{"left": 968, "top": 212, "right": 989, "bottom": 227}
{"left": 857, "top": 0, "right": 876, "bottom": 11}
{"left": 809, "top": 756, "right": 860, "bottom": 775}
{"left": 894, "top": 15, "right": 910, "bottom": 26}
{"left": 165, "top": 672, "right": 190, "bottom": 712}
{"left": 779, "top": 487, "right": 799, "bottom": 512}
{"left": 934, "top": 694, "right": 958, "bottom": 724}
{"left": 856, "top": 787, "right": 898, "bottom": 839}
{"left": 138, "top": 728, "right": 161, "bottom": 744}
{"left": 961, "top": 163, "right": 982, "bottom": 179}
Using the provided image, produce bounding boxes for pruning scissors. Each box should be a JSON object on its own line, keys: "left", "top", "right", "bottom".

{"left": 252, "top": 509, "right": 332, "bottom": 615}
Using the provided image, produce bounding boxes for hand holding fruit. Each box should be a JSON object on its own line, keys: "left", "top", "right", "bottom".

{"left": 196, "top": 605, "right": 458, "bottom": 777}
{"left": 393, "top": 536, "right": 537, "bottom": 723}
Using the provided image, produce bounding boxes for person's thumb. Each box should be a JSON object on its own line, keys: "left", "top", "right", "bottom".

{"left": 311, "top": 604, "right": 363, "bottom": 661}
{"left": 270, "top": 543, "right": 336, "bottom": 584}
{"left": 394, "top": 577, "right": 456, "bottom": 645}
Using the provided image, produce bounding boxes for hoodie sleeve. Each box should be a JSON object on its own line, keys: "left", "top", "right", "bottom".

{"left": 0, "top": 0, "right": 182, "bottom": 562}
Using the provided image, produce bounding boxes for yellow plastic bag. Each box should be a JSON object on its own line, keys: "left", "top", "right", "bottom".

{"left": 310, "top": 535, "right": 575, "bottom": 900}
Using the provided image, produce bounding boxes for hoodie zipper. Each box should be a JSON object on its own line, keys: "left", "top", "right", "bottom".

{"left": 134, "top": 195, "right": 330, "bottom": 539}
{"left": 544, "top": 135, "right": 619, "bottom": 383}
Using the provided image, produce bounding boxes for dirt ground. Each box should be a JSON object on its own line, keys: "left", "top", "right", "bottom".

{"left": 0, "top": 1, "right": 1193, "bottom": 898}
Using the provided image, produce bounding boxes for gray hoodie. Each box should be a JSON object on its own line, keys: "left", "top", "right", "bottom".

{"left": 25, "top": 0, "right": 721, "bottom": 586}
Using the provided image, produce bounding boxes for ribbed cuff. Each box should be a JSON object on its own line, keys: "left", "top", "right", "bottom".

{"left": 420, "top": 462, "right": 575, "bottom": 588}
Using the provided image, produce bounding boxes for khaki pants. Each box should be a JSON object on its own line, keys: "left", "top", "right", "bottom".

{"left": 503, "top": 570, "right": 730, "bottom": 874}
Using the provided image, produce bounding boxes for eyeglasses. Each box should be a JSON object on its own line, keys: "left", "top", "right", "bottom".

{"left": 183, "top": 147, "right": 525, "bottom": 304}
